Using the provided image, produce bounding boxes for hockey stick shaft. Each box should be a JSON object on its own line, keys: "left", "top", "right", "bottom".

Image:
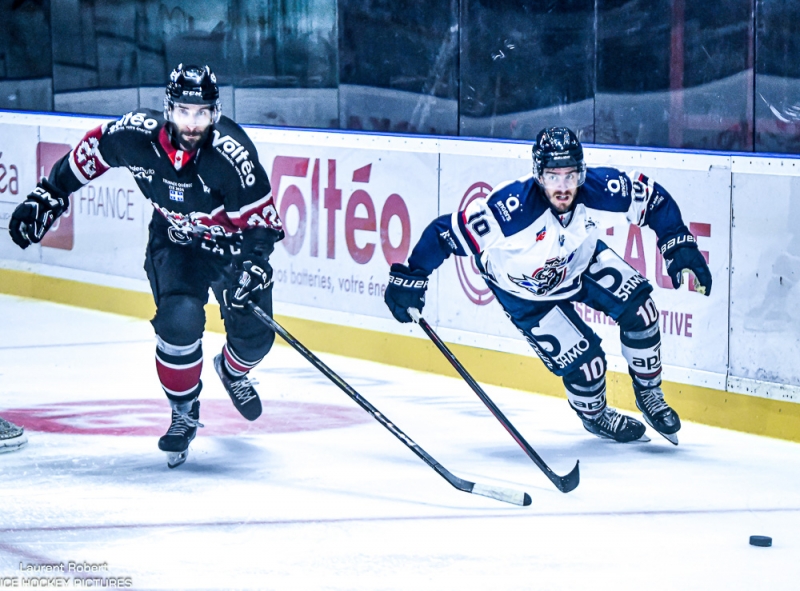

{"left": 409, "top": 309, "right": 580, "bottom": 493}
{"left": 248, "top": 302, "right": 531, "bottom": 507}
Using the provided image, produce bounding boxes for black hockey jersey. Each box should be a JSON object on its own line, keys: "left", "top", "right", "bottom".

{"left": 49, "top": 109, "right": 283, "bottom": 246}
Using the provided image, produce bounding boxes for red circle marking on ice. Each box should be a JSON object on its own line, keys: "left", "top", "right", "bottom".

{"left": 0, "top": 399, "right": 372, "bottom": 437}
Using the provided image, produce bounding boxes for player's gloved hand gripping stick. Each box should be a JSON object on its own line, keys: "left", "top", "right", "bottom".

{"left": 222, "top": 227, "right": 279, "bottom": 311}
{"left": 384, "top": 263, "right": 428, "bottom": 323}
{"left": 223, "top": 260, "right": 272, "bottom": 310}
{"left": 385, "top": 264, "right": 579, "bottom": 492}
{"left": 247, "top": 301, "right": 532, "bottom": 507}
{"left": 407, "top": 308, "right": 581, "bottom": 494}
{"left": 384, "top": 263, "right": 580, "bottom": 493}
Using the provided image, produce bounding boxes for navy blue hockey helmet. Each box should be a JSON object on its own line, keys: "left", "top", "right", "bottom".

{"left": 164, "top": 64, "right": 221, "bottom": 122}
{"left": 532, "top": 127, "right": 586, "bottom": 186}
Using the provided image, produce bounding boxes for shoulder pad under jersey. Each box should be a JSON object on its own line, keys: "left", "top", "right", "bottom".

{"left": 484, "top": 174, "right": 547, "bottom": 236}
{"left": 104, "top": 109, "right": 165, "bottom": 137}
{"left": 208, "top": 117, "right": 262, "bottom": 189}
{"left": 578, "top": 167, "right": 631, "bottom": 213}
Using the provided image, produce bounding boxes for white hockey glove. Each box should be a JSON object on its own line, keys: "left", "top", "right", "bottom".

{"left": 9, "top": 179, "right": 70, "bottom": 249}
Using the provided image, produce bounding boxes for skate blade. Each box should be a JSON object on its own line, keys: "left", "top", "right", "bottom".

{"left": 166, "top": 450, "right": 189, "bottom": 469}
{"left": 658, "top": 431, "right": 679, "bottom": 446}
{"left": 634, "top": 433, "right": 651, "bottom": 443}
{"left": 0, "top": 436, "right": 29, "bottom": 453}
{"left": 640, "top": 414, "right": 679, "bottom": 446}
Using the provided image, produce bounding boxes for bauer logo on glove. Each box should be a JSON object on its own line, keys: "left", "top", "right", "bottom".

{"left": 387, "top": 275, "right": 429, "bottom": 290}
{"left": 384, "top": 263, "right": 429, "bottom": 323}
{"left": 659, "top": 230, "right": 712, "bottom": 296}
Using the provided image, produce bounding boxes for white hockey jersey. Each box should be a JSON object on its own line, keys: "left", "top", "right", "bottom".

{"left": 407, "top": 167, "right": 689, "bottom": 302}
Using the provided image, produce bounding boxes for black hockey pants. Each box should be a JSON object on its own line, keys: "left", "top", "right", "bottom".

{"left": 144, "top": 220, "right": 275, "bottom": 363}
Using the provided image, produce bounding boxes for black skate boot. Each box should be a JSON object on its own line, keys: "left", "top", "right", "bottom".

{"left": 579, "top": 407, "right": 648, "bottom": 443}
{"left": 214, "top": 354, "right": 262, "bottom": 421}
{"left": 633, "top": 382, "right": 681, "bottom": 445}
{"left": 158, "top": 398, "right": 203, "bottom": 468}
{"left": 0, "top": 416, "right": 28, "bottom": 453}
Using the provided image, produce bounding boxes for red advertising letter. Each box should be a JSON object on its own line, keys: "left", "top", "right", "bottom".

{"left": 324, "top": 159, "right": 342, "bottom": 259}
{"left": 379, "top": 193, "right": 411, "bottom": 265}
{"left": 345, "top": 189, "right": 376, "bottom": 264}
{"left": 624, "top": 224, "right": 647, "bottom": 277}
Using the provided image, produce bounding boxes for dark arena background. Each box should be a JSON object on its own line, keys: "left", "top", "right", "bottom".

{"left": 1, "top": 0, "right": 800, "bottom": 151}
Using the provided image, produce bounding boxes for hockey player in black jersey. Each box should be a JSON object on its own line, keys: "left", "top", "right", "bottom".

{"left": 9, "top": 64, "right": 284, "bottom": 467}
{"left": 385, "top": 127, "right": 712, "bottom": 445}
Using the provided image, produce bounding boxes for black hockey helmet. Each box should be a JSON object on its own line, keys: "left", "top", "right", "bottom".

{"left": 164, "top": 64, "right": 221, "bottom": 123}
{"left": 532, "top": 127, "right": 586, "bottom": 186}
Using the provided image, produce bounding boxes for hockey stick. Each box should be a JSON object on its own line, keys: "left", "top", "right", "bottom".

{"left": 247, "top": 302, "right": 531, "bottom": 507}
{"left": 408, "top": 309, "right": 580, "bottom": 494}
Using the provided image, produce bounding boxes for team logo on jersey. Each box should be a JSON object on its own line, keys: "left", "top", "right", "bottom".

{"left": 75, "top": 136, "right": 100, "bottom": 178}
{"left": 509, "top": 252, "right": 575, "bottom": 296}
{"left": 535, "top": 226, "right": 547, "bottom": 242}
{"left": 167, "top": 226, "right": 192, "bottom": 244}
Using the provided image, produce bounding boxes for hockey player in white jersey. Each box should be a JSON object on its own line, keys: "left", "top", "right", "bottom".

{"left": 384, "top": 127, "right": 712, "bottom": 445}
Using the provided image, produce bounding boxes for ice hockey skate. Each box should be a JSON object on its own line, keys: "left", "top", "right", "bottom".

{"left": 158, "top": 398, "right": 203, "bottom": 468}
{"left": 214, "top": 354, "right": 262, "bottom": 421}
{"left": 633, "top": 383, "right": 680, "bottom": 445}
{"left": 579, "top": 407, "right": 649, "bottom": 443}
{"left": 0, "top": 417, "right": 28, "bottom": 453}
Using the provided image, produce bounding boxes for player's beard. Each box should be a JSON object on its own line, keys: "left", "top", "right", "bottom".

{"left": 178, "top": 127, "right": 209, "bottom": 152}
{"left": 173, "top": 125, "right": 210, "bottom": 152}
{"left": 547, "top": 189, "right": 577, "bottom": 213}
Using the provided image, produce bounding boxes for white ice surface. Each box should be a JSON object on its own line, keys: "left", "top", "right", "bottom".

{"left": 0, "top": 294, "right": 798, "bottom": 590}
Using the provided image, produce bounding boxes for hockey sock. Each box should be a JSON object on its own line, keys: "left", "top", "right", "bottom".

{"left": 221, "top": 343, "right": 261, "bottom": 377}
{"left": 619, "top": 297, "right": 663, "bottom": 388}
{"left": 563, "top": 358, "right": 607, "bottom": 419}
{"left": 156, "top": 336, "right": 203, "bottom": 401}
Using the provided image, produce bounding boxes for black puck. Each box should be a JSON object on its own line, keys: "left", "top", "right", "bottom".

{"left": 749, "top": 535, "right": 772, "bottom": 547}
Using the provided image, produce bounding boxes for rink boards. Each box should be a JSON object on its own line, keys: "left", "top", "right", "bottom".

{"left": 0, "top": 110, "right": 798, "bottom": 441}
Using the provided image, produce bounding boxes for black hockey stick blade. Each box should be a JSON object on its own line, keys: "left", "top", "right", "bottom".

{"left": 409, "top": 309, "right": 580, "bottom": 494}
{"left": 247, "top": 302, "right": 532, "bottom": 507}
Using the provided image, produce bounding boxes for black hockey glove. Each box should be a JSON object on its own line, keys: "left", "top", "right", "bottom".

{"left": 384, "top": 263, "right": 429, "bottom": 323}
{"left": 223, "top": 260, "right": 273, "bottom": 310}
{"left": 660, "top": 233, "right": 712, "bottom": 296}
{"left": 9, "top": 179, "right": 70, "bottom": 249}
{"left": 222, "top": 226, "right": 279, "bottom": 311}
